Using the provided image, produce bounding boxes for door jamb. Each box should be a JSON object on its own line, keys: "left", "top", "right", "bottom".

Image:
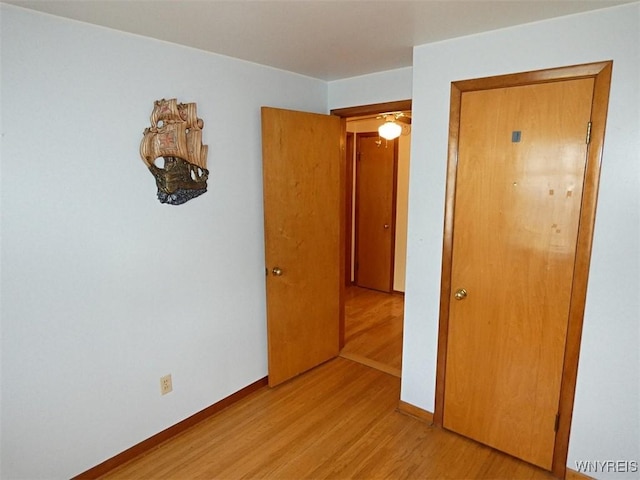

{"left": 433, "top": 61, "right": 612, "bottom": 478}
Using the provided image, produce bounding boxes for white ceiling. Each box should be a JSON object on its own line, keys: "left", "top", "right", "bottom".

{"left": 4, "top": 0, "right": 632, "bottom": 81}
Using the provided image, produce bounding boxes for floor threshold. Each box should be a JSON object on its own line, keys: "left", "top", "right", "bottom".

{"left": 339, "top": 351, "right": 401, "bottom": 378}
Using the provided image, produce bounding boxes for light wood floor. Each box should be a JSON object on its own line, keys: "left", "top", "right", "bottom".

{"left": 340, "top": 286, "right": 404, "bottom": 377}
{"left": 101, "top": 288, "right": 556, "bottom": 480}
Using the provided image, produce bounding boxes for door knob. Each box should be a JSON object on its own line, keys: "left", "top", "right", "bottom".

{"left": 454, "top": 288, "right": 467, "bottom": 300}
{"left": 272, "top": 267, "right": 283, "bottom": 276}
{"left": 384, "top": 224, "right": 390, "bottom": 229}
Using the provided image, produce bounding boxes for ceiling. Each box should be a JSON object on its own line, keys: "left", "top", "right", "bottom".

{"left": 4, "top": 0, "right": 632, "bottom": 81}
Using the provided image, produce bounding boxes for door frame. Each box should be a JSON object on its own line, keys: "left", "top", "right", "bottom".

{"left": 345, "top": 132, "right": 355, "bottom": 287}
{"left": 433, "top": 61, "right": 612, "bottom": 478}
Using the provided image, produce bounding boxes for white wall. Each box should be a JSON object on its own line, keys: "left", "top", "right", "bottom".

{"left": 329, "top": 67, "right": 413, "bottom": 110}
{"left": 402, "top": 3, "right": 639, "bottom": 479}
{"left": 0, "top": 5, "right": 327, "bottom": 479}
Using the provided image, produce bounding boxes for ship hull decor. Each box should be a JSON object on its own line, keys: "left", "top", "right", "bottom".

{"left": 140, "top": 98, "right": 209, "bottom": 205}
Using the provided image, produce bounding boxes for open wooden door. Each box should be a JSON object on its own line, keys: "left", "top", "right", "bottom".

{"left": 261, "top": 107, "right": 345, "bottom": 387}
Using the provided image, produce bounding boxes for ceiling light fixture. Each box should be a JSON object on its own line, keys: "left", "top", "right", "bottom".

{"left": 378, "top": 119, "right": 402, "bottom": 140}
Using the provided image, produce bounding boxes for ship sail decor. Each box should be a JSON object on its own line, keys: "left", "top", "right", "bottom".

{"left": 140, "top": 98, "right": 209, "bottom": 205}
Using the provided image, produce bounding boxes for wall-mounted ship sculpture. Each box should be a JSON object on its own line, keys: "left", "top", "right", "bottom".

{"left": 140, "top": 98, "right": 209, "bottom": 205}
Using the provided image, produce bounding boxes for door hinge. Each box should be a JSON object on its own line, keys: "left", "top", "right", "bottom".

{"left": 554, "top": 413, "right": 560, "bottom": 432}
{"left": 586, "top": 121, "right": 592, "bottom": 144}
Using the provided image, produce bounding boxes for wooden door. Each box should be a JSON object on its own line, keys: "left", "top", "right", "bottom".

{"left": 261, "top": 107, "right": 345, "bottom": 387}
{"left": 442, "top": 78, "right": 597, "bottom": 469}
{"left": 355, "top": 134, "right": 397, "bottom": 292}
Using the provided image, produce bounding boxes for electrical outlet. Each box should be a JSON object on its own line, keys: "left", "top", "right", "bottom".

{"left": 160, "top": 374, "right": 173, "bottom": 395}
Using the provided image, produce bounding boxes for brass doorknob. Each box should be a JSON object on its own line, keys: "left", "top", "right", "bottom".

{"left": 272, "top": 267, "right": 283, "bottom": 276}
{"left": 454, "top": 288, "right": 467, "bottom": 300}
{"left": 384, "top": 224, "right": 390, "bottom": 229}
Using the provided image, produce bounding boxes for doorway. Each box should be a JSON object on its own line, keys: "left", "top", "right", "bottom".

{"left": 332, "top": 101, "right": 412, "bottom": 377}
{"left": 433, "top": 61, "right": 612, "bottom": 477}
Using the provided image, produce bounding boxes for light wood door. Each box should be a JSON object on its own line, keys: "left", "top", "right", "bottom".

{"left": 443, "top": 79, "right": 595, "bottom": 469}
{"left": 355, "top": 134, "right": 396, "bottom": 292}
{"left": 261, "top": 107, "right": 344, "bottom": 387}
